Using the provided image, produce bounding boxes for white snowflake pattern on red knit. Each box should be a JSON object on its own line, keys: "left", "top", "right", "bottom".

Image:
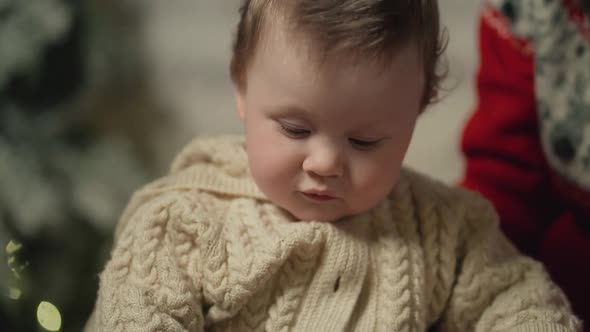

{"left": 486, "top": 0, "right": 590, "bottom": 190}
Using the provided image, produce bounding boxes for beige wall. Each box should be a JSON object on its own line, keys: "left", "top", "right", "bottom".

{"left": 142, "top": 1, "right": 481, "bottom": 183}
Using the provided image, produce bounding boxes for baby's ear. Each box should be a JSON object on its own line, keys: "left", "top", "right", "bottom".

{"left": 233, "top": 86, "right": 246, "bottom": 121}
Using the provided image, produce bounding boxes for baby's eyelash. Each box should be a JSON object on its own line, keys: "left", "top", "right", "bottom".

{"left": 349, "top": 138, "right": 380, "bottom": 150}
{"left": 277, "top": 121, "right": 381, "bottom": 149}
{"left": 279, "top": 122, "right": 310, "bottom": 138}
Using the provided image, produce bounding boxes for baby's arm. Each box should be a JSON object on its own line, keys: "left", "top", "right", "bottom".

{"left": 85, "top": 194, "right": 205, "bottom": 332}
{"left": 439, "top": 198, "right": 581, "bottom": 332}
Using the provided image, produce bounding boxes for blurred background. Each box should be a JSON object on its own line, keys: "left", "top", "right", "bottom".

{"left": 0, "top": 1, "right": 479, "bottom": 331}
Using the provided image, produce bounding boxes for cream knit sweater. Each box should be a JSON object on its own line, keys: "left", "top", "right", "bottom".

{"left": 86, "top": 136, "right": 581, "bottom": 332}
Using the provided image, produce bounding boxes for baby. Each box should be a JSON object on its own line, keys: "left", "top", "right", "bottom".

{"left": 86, "top": 0, "right": 581, "bottom": 331}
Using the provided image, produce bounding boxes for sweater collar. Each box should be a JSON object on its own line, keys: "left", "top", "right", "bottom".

{"left": 158, "top": 135, "right": 268, "bottom": 200}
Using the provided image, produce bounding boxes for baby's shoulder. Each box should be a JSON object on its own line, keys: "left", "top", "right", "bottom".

{"left": 392, "top": 168, "right": 498, "bottom": 229}
{"left": 397, "top": 168, "right": 491, "bottom": 206}
{"left": 113, "top": 177, "right": 228, "bottom": 243}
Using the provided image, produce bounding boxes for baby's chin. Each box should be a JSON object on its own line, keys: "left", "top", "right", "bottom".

{"left": 284, "top": 207, "right": 354, "bottom": 223}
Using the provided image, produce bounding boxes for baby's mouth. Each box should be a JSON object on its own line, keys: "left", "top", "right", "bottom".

{"left": 301, "top": 190, "right": 337, "bottom": 201}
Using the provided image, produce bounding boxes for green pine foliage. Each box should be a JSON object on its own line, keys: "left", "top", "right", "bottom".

{"left": 0, "top": 1, "right": 162, "bottom": 330}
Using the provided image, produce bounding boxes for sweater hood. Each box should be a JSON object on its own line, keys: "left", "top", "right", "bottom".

{"left": 155, "top": 135, "right": 266, "bottom": 199}
{"left": 171, "top": 135, "right": 248, "bottom": 175}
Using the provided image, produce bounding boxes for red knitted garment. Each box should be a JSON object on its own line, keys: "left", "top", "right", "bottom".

{"left": 461, "top": 1, "right": 590, "bottom": 326}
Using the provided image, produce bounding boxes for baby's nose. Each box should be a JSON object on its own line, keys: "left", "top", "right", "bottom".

{"left": 302, "top": 146, "right": 344, "bottom": 178}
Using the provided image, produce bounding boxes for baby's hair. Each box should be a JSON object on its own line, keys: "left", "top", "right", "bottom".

{"left": 230, "top": 0, "right": 447, "bottom": 107}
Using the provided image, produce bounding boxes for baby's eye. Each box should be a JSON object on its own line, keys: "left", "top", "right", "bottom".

{"left": 349, "top": 138, "right": 380, "bottom": 150}
{"left": 279, "top": 122, "right": 310, "bottom": 138}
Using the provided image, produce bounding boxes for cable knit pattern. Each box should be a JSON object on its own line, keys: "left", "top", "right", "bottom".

{"left": 85, "top": 136, "right": 582, "bottom": 332}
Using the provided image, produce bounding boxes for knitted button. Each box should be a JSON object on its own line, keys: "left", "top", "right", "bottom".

{"left": 333, "top": 276, "right": 341, "bottom": 292}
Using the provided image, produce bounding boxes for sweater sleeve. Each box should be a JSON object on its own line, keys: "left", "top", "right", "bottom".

{"left": 439, "top": 194, "right": 581, "bottom": 332}
{"left": 84, "top": 193, "right": 205, "bottom": 332}
{"left": 460, "top": 4, "right": 554, "bottom": 256}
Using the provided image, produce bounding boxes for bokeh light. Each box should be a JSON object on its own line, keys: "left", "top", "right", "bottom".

{"left": 37, "top": 301, "right": 62, "bottom": 332}
{"left": 8, "top": 287, "right": 21, "bottom": 300}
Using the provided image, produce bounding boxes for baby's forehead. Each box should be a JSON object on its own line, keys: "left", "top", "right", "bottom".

{"left": 249, "top": 39, "right": 424, "bottom": 121}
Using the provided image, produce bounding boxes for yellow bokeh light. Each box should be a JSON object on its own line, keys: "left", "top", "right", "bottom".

{"left": 37, "top": 301, "right": 62, "bottom": 331}
{"left": 8, "top": 287, "right": 21, "bottom": 300}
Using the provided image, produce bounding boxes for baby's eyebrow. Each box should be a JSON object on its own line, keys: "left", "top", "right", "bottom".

{"left": 268, "top": 105, "right": 313, "bottom": 118}
{"left": 351, "top": 120, "right": 394, "bottom": 132}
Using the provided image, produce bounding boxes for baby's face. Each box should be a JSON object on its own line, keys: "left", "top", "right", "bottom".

{"left": 234, "top": 29, "right": 425, "bottom": 222}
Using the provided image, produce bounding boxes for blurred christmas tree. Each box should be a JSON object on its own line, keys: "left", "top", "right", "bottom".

{"left": 0, "top": 0, "right": 167, "bottom": 331}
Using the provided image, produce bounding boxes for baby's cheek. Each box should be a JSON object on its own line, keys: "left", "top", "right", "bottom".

{"left": 260, "top": 152, "right": 295, "bottom": 179}
{"left": 250, "top": 148, "right": 297, "bottom": 192}
{"left": 354, "top": 168, "right": 398, "bottom": 206}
